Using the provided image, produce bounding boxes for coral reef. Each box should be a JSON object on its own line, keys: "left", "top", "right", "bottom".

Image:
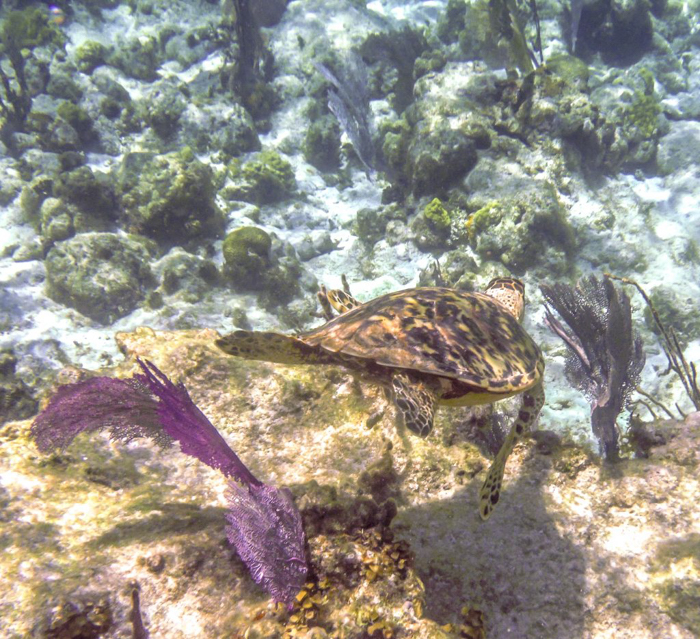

{"left": 222, "top": 226, "right": 303, "bottom": 309}
{"left": 3, "top": 329, "right": 700, "bottom": 637}
{"left": 118, "top": 152, "right": 225, "bottom": 247}
{"left": 44, "top": 233, "right": 157, "bottom": 324}
{"left": 466, "top": 185, "right": 576, "bottom": 273}
{"left": 227, "top": 150, "right": 297, "bottom": 204}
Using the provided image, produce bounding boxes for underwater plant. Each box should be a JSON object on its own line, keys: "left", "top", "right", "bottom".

{"left": 541, "top": 275, "right": 645, "bottom": 460}
{"left": 314, "top": 54, "right": 376, "bottom": 173}
{"left": 30, "top": 359, "right": 308, "bottom": 606}
{"left": 607, "top": 274, "right": 700, "bottom": 415}
{"left": 0, "top": 7, "right": 65, "bottom": 153}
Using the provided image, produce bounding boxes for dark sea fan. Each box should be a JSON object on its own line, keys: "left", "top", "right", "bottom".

{"left": 30, "top": 359, "right": 308, "bottom": 605}
{"left": 314, "top": 54, "right": 375, "bottom": 173}
{"left": 541, "top": 276, "right": 645, "bottom": 460}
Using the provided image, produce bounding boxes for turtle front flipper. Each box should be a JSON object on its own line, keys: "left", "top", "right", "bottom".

{"left": 479, "top": 380, "right": 545, "bottom": 520}
{"left": 391, "top": 373, "right": 438, "bottom": 437}
{"left": 216, "top": 330, "right": 326, "bottom": 365}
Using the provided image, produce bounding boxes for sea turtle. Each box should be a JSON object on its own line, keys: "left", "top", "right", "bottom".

{"left": 216, "top": 278, "right": 545, "bottom": 520}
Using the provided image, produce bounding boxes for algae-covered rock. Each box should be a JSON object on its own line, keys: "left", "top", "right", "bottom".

{"left": 39, "top": 197, "right": 75, "bottom": 245}
{"left": 46, "top": 118, "right": 80, "bottom": 152}
{"left": 227, "top": 150, "right": 296, "bottom": 204}
{"left": 222, "top": 226, "right": 302, "bottom": 308}
{"left": 354, "top": 204, "right": 407, "bottom": 247}
{"left": 466, "top": 185, "right": 576, "bottom": 272}
{"left": 0, "top": 349, "right": 37, "bottom": 423}
{"left": 360, "top": 26, "right": 427, "bottom": 114}
{"left": 295, "top": 230, "right": 337, "bottom": 261}
{"left": 423, "top": 197, "right": 451, "bottom": 231}
{"left": 46, "top": 71, "right": 83, "bottom": 102}
{"left": 109, "top": 35, "right": 160, "bottom": 81}
{"left": 411, "top": 197, "right": 454, "bottom": 250}
{"left": 303, "top": 116, "right": 341, "bottom": 172}
{"left": 19, "top": 174, "right": 54, "bottom": 225}
{"left": 545, "top": 54, "right": 590, "bottom": 89}
{"left": 158, "top": 248, "right": 219, "bottom": 303}
{"left": 409, "top": 123, "right": 478, "bottom": 196}
{"left": 222, "top": 226, "right": 272, "bottom": 288}
{"left": 118, "top": 152, "right": 225, "bottom": 247}
{"left": 56, "top": 101, "right": 95, "bottom": 145}
{"left": 44, "top": 232, "right": 156, "bottom": 323}
{"left": 74, "top": 40, "right": 109, "bottom": 74}
{"left": 140, "top": 86, "right": 186, "bottom": 139}
{"left": 179, "top": 103, "right": 260, "bottom": 157}
{"left": 53, "top": 165, "right": 117, "bottom": 224}
{"left": 0, "top": 7, "right": 65, "bottom": 54}
{"left": 380, "top": 116, "right": 412, "bottom": 182}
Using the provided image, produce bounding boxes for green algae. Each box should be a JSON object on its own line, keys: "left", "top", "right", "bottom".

{"left": 424, "top": 197, "right": 452, "bottom": 231}
{"left": 56, "top": 101, "right": 94, "bottom": 142}
{"left": 119, "top": 152, "right": 224, "bottom": 246}
{"left": 627, "top": 69, "right": 661, "bottom": 139}
{"left": 465, "top": 186, "right": 575, "bottom": 272}
{"left": 628, "top": 93, "right": 661, "bottom": 138}
{"left": 545, "top": 54, "right": 590, "bottom": 87}
{"left": 222, "top": 226, "right": 272, "bottom": 287}
{"left": 303, "top": 116, "right": 341, "bottom": 171}
{"left": 380, "top": 118, "right": 411, "bottom": 180}
{"left": 1, "top": 7, "right": 65, "bottom": 52}
{"left": 651, "top": 534, "right": 700, "bottom": 634}
{"left": 74, "top": 40, "right": 109, "bottom": 74}
{"left": 239, "top": 150, "right": 296, "bottom": 204}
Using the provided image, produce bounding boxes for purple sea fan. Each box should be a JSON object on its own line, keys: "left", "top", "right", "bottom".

{"left": 133, "top": 359, "right": 260, "bottom": 486}
{"left": 226, "top": 482, "right": 308, "bottom": 606}
{"left": 30, "top": 374, "right": 171, "bottom": 452}
{"left": 30, "top": 359, "right": 308, "bottom": 606}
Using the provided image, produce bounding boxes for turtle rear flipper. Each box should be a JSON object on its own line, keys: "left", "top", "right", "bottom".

{"left": 216, "top": 331, "right": 325, "bottom": 365}
{"left": 479, "top": 380, "right": 545, "bottom": 520}
{"left": 327, "top": 289, "right": 361, "bottom": 313}
{"left": 391, "top": 372, "right": 437, "bottom": 437}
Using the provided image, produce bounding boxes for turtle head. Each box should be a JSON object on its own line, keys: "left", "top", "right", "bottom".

{"left": 485, "top": 277, "right": 525, "bottom": 321}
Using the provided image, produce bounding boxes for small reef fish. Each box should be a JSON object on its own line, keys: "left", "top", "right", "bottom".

{"left": 48, "top": 5, "right": 66, "bottom": 26}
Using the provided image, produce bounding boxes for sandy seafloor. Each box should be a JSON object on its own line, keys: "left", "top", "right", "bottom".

{"left": 1, "top": 0, "right": 700, "bottom": 636}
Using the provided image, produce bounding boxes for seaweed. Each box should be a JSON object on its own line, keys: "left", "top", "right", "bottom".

{"left": 541, "top": 275, "right": 645, "bottom": 460}
{"left": 218, "top": 0, "right": 275, "bottom": 119}
{"left": 0, "top": 8, "right": 64, "bottom": 153}
{"left": 30, "top": 359, "right": 308, "bottom": 606}
{"left": 314, "top": 53, "right": 376, "bottom": 174}
{"left": 0, "top": 13, "right": 32, "bottom": 153}
{"left": 607, "top": 274, "right": 700, "bottom": 416}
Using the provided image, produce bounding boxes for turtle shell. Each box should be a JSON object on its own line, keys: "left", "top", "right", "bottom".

{"left": 301, "top": 287, "right": 542, "bottom": 393}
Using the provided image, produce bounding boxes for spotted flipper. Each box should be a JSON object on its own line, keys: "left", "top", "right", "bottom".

{"left": 479, "top": 380, "right": 545, "bottom": 520}
{"left": 391, "top": 373, "right": 438, "bottom": 437}
{"left": 317, "top": 285, "right": 361, "bottom": 321}
{"left": 327, "top": 289, "right": 361, "bottom": 314}
{"left": 216, "top": 330, "right": 327, "bottom": 365}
